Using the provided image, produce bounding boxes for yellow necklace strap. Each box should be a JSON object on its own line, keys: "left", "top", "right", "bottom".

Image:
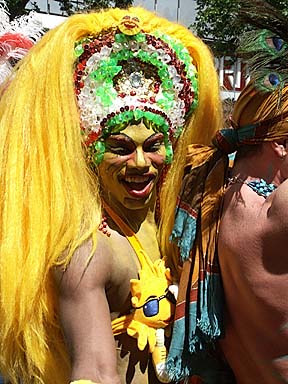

{"left": 70, "top": 381, "right": 98, "bottom": 384}
{"left": 102, "top": 201, "right": 155, "bottom": 270}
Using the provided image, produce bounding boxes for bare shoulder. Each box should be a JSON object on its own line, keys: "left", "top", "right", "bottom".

{"left": 259, "top": 179, "right": 288, "bottom": 258}
{"left": 54, "top": 231, "right": 115, "bottom": 294}
{"left": 220, "top": 185, "right": 264, "bottom": 246}
{"left": 54, "top": 228, "right": 137, "bottom": 299}
{"left": 267, "top": 179, "right": 288, "bottom": 221}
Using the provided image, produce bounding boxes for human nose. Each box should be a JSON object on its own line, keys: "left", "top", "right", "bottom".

{"left": 128, "top": 147, "right": 151, "bottom": 169}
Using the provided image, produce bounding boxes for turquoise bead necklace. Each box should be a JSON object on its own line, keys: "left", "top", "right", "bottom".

{"left": 228, "top": 176, "right": 277, "bottom": 198}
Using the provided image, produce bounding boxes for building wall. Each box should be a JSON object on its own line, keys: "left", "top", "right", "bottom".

{"left": 216, "top": 56, "right": 249, "bottom": 100}
{"left": 133, "top": 0, "right": 196, "bottom": 27}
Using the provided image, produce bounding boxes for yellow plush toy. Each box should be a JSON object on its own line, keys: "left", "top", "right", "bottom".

{"left": 131, "top": 260, "right": 178, "bottom": 382}
{"left": 129, "top": 260, "right": 175, "bottom": 348}
{"left": 112, "top": 257, "right": 177, "bottom": 383}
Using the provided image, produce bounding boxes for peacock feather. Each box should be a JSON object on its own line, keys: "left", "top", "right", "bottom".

{"left": 237, "top": 0, "right": 288, "bottom": 92}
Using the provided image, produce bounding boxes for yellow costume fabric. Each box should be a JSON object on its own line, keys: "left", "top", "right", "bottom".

{"left": 105, "top": 203, "right": 174, "bottom": 353}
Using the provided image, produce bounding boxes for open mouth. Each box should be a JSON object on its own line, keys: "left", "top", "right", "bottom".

{"left": 121, "top": 175, "right": 155, "bottom": 198}
{"left": 123, "top": 22, "right": 135, "bottom": 29}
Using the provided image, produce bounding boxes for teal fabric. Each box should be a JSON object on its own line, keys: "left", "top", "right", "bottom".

{"left": 166, "top": 273, "right": 224, "bottom": 382}
{"left": 170, "top": 207, "right": 197, "bottom": 262}
{"left": 167, "top": 201, "right": 224, "bottom": 382}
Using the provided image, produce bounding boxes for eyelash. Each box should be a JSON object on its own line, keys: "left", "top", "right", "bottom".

{"left": 108, "top": 146, "right": 132, "bottom": 156}
{"left": 106, "top": 140, "right": 164, "bottom": 155}
{"left": 146, "top": 142, "right": 162, "bottom": 152}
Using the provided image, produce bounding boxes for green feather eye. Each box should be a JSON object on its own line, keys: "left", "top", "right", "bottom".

{"left": 263, "top": 72, "right": 281, "bottom": 89}
{"left": 261, "top": 31, "right": 286, "bottom": 55}
{"left": 269, "top": 36, "right": 284, "bottom": 52}
{"left": 238, "top": 28, "right": 288, "bottom": 93}
{"left": 255, "top": 71, "right": 282, "bottom": 92}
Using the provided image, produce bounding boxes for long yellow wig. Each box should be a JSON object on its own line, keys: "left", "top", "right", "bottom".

{"left": 158, "top": 21, "right": 222, "bottom": 279}
{"left": 0, "top": 6, "right": 222, "bottom": 384}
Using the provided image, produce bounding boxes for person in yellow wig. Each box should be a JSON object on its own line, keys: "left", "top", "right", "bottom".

{"left": 160, "top": 1, "right": 288, "bottom": 383}
{"left": 0, "top": 6, "right": 222, "bottom": 384}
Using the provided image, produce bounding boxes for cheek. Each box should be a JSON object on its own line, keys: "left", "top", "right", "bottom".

{"left": 149, "top": 152, "right": 166, "bottom": 168}
{"left": 100, "top": 154, "right": 128, "bottom": 174}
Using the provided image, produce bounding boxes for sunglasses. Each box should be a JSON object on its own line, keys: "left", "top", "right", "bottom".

{"left": 135, "top": 288, "right": 177, "bottom": 318}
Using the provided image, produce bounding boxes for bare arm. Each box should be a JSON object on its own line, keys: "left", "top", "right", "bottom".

{"left": 55, "top": 237, "right": 121, "bottom": 384}
{"left": 267, "top": 178, "right": 288, "bottom": 234}
{"left": 263, "top": 179, "right": 288, "bottom": 273}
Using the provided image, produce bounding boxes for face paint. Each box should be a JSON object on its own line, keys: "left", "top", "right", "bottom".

{"left": 74, "top": 16, "right": 199, "bottom": 167}
{"left": 98, "top": 121, "right": 166, "bottom": 211}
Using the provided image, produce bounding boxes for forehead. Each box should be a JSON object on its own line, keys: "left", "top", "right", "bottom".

{"left": 111, "top": 122, "right": 157, "bottom": 143}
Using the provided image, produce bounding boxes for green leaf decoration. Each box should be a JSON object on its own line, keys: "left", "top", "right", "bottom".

{"left": 115, "top": 32, "right": 146, "bottom": 44}
{"left": 164, "top": 143, "right": 173, "bottom": 164}
{"left": 157, "top": 92, "right": 174, "bottom": 110}
{"left": 95, "top": 83, "right": 118, "bottom": 107}
{"left": 133, "top": 109, "right": 144, "bottom": 121}
{"left": 74, "top": 44, "right": 84, "bottom": 57}
{"left": 90, "top": 58, "right": 122, "bottom": 81}
{"left": 93, "top": 141, "right": 106, "bottom": 164}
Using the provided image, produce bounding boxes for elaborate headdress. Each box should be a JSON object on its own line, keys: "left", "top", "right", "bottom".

{"left": 0, "top": 7, "right": 221, "bottom": 384}
{"left": 163, "top": 1, "right": 288, "bottom": 382}
{"left": 0, "top": 0, "right": 44, "bottom": 85}
{"left": 74, "top": 15, "right": 198, "bottom": 164}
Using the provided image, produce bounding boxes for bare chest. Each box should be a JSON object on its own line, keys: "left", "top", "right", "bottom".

{"left": 105, "top": 230, "right": 161, "bottom": 317}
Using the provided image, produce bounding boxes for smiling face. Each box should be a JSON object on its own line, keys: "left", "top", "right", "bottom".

{"left": 118, "top": 15, "right": 141, "bottom": 36}
{"left": 97, "top": 121, "right": 166, "bottom": 212}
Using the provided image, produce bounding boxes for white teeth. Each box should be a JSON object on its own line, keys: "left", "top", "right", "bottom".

{"left": 124, "top": 176, "right": 150, "bottom": 183}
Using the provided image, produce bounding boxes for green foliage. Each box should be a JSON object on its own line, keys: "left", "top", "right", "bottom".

{"left": 193, "top": 0, "right": 288, "bottom": 56}
{"left": 5, "top": 0, "right": 39, "bottom": 20}
{"left": 4, "top": 0, "right": 133, "bottom": 19}
{"left": 58, "top": 0, "right": 134, "bottom": 16}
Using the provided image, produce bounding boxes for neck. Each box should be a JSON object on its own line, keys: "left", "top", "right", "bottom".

{"left": 228, "top": 175, "right": 277, "bottom": 198}
{"left": 232, "top": 155, "right": 282, "bottom": 187}
{"left": 102, "top": 196, "right": 157, "bottom": 234}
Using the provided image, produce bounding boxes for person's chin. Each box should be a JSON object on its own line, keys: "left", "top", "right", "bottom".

{"left": 123, "top": 193, "right": 153, "bottom": 210}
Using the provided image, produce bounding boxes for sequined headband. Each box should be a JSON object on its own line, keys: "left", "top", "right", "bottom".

{"left": 74, "top": 15, "right": 198, "bottom": 164}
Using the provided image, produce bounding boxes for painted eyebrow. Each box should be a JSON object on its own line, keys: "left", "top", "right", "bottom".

{"left": 107, "top": 132, "right": 164, "bottom": 146}
{"left": 105, "top": 135, "right": 137, "bottom": 154}
{"left": 106, "top": 133, "right": 134, "bottom": 145}
{"left": 143, "top": 132, "right": 164, "bottom": 146}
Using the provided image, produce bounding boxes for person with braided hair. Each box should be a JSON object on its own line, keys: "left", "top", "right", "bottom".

{"left": 160, "top": 2, "right": 288, "bottom": 383}
{"left": 0, "top": 6, "right": 222, "bottom": 384}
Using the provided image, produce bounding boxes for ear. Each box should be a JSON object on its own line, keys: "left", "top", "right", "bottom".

{"left": 130, "top": 278, "right": 141, "bottom": 298}
{"left": 131, "top": 296, "right": 139, "bottom": 307}
{"left": 270, "top": 141, "right": 287, "bottom": 159}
